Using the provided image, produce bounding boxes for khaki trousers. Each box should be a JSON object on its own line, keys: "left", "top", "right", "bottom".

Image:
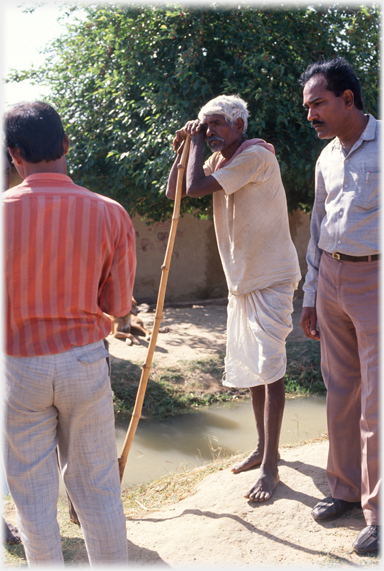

{"left": 317, "top": 252, "right": 379, "bottom": 525}
{"left": 4, "top": 340, "right": 129, "bottom": 566}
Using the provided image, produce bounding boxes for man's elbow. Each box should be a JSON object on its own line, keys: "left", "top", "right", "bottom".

{"left": 186, "top": 182, "right": 203, "bottom": 197}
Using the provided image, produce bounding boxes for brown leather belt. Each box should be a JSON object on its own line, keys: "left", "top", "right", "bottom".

{"left": 329, "top": 252, "right": 380, "bottom": 262}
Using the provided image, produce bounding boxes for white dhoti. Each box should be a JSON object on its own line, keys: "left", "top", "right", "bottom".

{"left": 223, "top": 282, "right": 297, "bottom": 388}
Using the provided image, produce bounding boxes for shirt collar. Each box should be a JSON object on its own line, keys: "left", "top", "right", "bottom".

{"left": 24, "top": 172, "right": 73, "bottom": 184}
{"left": 331, "top": 114, "right": 378, "bottom": 151}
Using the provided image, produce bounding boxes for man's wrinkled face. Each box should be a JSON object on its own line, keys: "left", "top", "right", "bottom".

{"left": 303, "top": 75, "right": 349, "bottom": 140}
{"left": 203, "top": 114, "right": 242, "bottom": 152}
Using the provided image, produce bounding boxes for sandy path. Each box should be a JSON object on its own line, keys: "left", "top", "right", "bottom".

{"left": 126, "top": 440, "right": 375, "bottom": 568}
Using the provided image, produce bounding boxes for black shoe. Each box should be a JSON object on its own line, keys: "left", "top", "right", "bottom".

{"left": 353, "top": 525, "right": 379, "bottom": 555}
{"left": 311, "top": 496, "right": 361, "bottom": 522}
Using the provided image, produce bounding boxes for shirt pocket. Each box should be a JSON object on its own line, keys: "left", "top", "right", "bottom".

{"left": 353, "top": 172, "right": 380, "bottom": 209}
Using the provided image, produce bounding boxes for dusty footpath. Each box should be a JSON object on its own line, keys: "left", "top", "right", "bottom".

{"left": 105, "top": 298, "right": 379, "bottom": 569}
{"left": 126, "top": 440, "right": 374, "bottom": 568}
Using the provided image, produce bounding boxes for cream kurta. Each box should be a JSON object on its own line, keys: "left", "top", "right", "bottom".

{"left": 204, "top": 145, "right": 301, "bottom": 295}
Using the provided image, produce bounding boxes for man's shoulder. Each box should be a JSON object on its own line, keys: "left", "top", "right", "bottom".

{"left": 88, "top": 189, "right": 126, "bottom": 211}
{"left": 4, "top": 174, "right": 129, "bottom": 218}
{"left": 225, "top": 144, "right": 276, "bottom": 170}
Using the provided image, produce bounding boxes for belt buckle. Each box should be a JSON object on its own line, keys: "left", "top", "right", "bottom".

{"left": 332, "top": 252, "right": 341, "bottom": 260}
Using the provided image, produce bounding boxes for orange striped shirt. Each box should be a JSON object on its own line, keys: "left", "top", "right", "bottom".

{"left": 4, "top": 173, "right": 136, "bottom": 357}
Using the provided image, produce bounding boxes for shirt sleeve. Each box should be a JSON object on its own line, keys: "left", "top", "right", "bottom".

{"left": 203, "top": 155, "right": 215, "bottom": 176}
{"left": 99, "top": 208, "right": 137, "bottom": 316}
{"left": 302, "top": 158, "right": 326, "bottom": 307}
{"left": 210, "top": 146, "right": 274, "bottom": 195}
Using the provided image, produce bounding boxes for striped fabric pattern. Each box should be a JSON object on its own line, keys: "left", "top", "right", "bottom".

{"left": 4, "top": 173, "right": 136, "bottom": 357}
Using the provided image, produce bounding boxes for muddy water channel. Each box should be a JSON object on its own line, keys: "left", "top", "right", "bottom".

{"left": 54, "top": 396, "right": 326, "bottom": 497}
{"left": 116, "top": 395, "right": 327, "bottom": 490}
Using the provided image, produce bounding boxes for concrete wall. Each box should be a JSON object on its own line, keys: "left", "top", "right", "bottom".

{"left": 132, "top": 214, "right": 228, "bottom": 303}
{"left": 132, "top": 209, "right": 311, "bottom": 304}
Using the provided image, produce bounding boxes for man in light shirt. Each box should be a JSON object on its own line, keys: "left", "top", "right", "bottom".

{"left": 166, "top": 95, "right": 301, "bottom": 502}
{"left": 3, "top": 101, "right": 136, "bottom": 565}
{"left": 299, "top": 58, "right": 380, "bottom": 555}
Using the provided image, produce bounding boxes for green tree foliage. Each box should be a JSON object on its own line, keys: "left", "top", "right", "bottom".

{"left": 8, "top": 4, "right": 380, "bottom": 221}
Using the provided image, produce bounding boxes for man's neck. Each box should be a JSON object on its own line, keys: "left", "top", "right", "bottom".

{"left": 221, "top": 136, "right": 245, "bottom": 160}
{"left": 17, "top": 158, "right": 67, "bottom": 180}
{"left": 338, "top": 112, "right": 369, "bottom": 154}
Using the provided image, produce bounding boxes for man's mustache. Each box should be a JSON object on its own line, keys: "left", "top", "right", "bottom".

{"left": 207, "top": 136, "right": 225, "bottom": 144}
{"left": 311, "top": 121, "right": 325, "bottom": 128}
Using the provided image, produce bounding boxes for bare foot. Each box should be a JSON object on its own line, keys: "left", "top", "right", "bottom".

{"left": 231, "top": 450, "right": 280, "bottom": 474}
{"left": 3, "top": 518, "right": 21, "bottom": 545}
{"left": 231, "top": 449, "right": 263, "bottom": 473}
{"left": 244, "top": 466, "right": 280, "bottom": 501}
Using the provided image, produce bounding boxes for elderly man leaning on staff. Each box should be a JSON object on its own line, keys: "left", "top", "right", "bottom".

{"left": 299, "top": 58, "right": 380, "bottom": 555}
{"left": 166, "top": 95, "right": 301, "bottom": 501}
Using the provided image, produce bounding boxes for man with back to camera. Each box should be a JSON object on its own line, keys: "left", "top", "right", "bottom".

{"left": 299, "top": 58, "right": 380, "bottom": 554}
{"left": 2, "top": 149, "right": 22, "bottom": 547}
{"left": 166, "top": 94, "right": 301, "bottom": 502}
{"left": 3, "top": 101, "right": 136, "bottom": 565}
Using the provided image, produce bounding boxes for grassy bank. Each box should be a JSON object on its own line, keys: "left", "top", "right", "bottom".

{"left": 111, "top": 340, "right": 323, "bottom": 419}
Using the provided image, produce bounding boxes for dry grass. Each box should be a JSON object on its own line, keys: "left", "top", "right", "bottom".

{"left": 121, "top": 453, "right": 240, "bottom": 518}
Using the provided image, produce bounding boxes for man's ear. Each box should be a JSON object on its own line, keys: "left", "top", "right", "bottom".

{"left": 342, "top": 89, "right": 355, "bottom": 110}
{"left": 63, "top": 133, "right": 70, "bottom": 155}
{"left": 7, "top": 147, "right": 23, "bottom": 166}
{"left": 235, "top": 117, "right": 245, "bottom": 134}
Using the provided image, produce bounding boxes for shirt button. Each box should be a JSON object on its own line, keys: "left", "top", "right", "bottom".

{"left": 344, "top": 184, "right": 348, "bottom": 188}
{"left": 345, "top": 159, "right": 349, "bottom": 163}
{"left": 338, "top": 240, "right": 341, "bottom": 244}
{"left": 339, "top": 211, "right": 343, "bottom": 217}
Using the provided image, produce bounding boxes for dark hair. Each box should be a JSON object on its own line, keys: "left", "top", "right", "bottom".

{"left": 5, "top": 148, "right": 12, "bottom": 164}
{"left": 300, "top": 58, "right": 364, "bottom": 111}
{"left": 4, "top": 101, "right": 65, "bottom": 163}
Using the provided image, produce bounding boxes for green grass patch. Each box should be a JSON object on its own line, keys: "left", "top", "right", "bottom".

{"left": 285, "top": 340, "right": 324, "bottom": 395}
{"left": 111, "top": 353, "right": 248, "bottom": 419}
{"left": 111, "top": 341, "right": 325, "bottom": 420}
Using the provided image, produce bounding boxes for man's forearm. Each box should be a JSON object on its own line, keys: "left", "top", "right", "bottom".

{"left": 186, "top": 134, "right": 206, "bottom": 195}
{"left": 166, "top": 154, "right": 186, "bottom": 200}
{"left": 186, "top": 134, "right": 222, "bottom": 197}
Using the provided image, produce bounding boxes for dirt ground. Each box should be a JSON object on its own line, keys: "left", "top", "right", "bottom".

{"left": 125, "top": 439, "right": 377, "bottom": 569}
{"left": 107, "top": 298, "right": 307, "bottom": 367}
{"left": 104, "top": 298, "right": 379, "bottom": 569}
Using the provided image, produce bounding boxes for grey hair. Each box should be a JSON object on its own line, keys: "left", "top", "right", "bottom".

{"left": 198, "top": 94, "right": 249, "bottom": 136}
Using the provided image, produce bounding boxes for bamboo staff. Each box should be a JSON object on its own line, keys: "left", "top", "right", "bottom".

{"left": 118, "top": 136, "right": 191, "bottom": 482}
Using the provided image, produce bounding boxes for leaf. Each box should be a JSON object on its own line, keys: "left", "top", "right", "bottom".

{"left": 8, "top": 3, "right": 378, "bottom": 221}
